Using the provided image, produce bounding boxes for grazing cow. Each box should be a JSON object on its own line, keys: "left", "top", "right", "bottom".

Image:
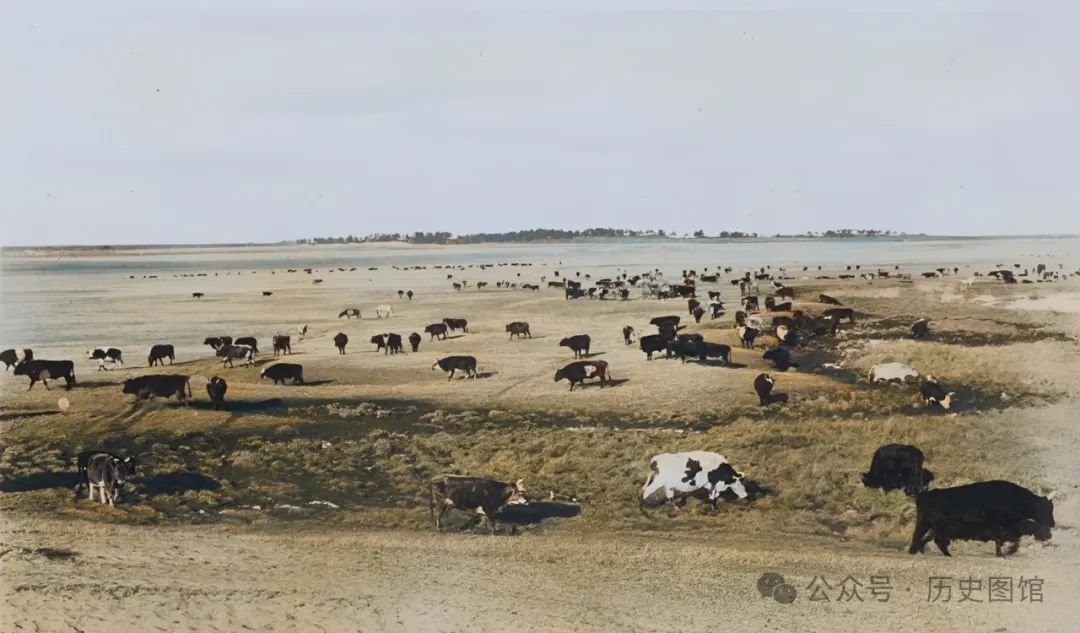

{"left": 398, "top": 290, "right": 404, "bottom": 299}
{"left": 204, "top": 336, "right": 232, "bottom": 350}
{"left": 505, "top": 322, "right": 531, "bottom": 339}
{"left": 77, "top": 451, "right": 137, "bottom": 506}
{"left": 272, "top": 335, "right": 291, "bottom": 356}
{"left": 1, "top": 348, "right": 19, "bottom": 370}
{"left": 776, "top": 286, "right": 795, "bottom": 299}
{"left": 424, "top": 323, "right": 449, "bottom": 340}
{"left": 339, "top": 308, "right": 361, "bottom": 319}
{"left": 737, "top": 325, "right": 759, "bottom": 349}
{"left": 407, "top": 290, "right": 414, "bottom": 300}
{"left": 762, "top": 348, "right": 796, "bottom": 371}
{"left": 443, "top": 318, "right": 468, "bottom": 333}
{"left": 640, "top": 451, "right": 748, "bottom": 512}
{"left": 333, "top": 332, "right": 349, "bottom": 354}
{"left": 823, "top": 307, "right": 855, "bottom": 323}
{"left": 911, "top": 318, "right": 931, "bottom": 338}
{"left": 909, "top": 481, "right": 1055, "bottom": 557}
{"left": 234, "top": 337, "right": 259, "bottom": 353}
{"left": 920, "top": 377, "right": 954, "bottom": 410}
{"left": 87, "top": 347, "right": 123, "bottom": 370}
{"left": 376, "top": 304, "right": 393, "bottom": 318}
{"left": 216, "top": 344, "right": 255, "bottom": 367}
{"left": 869, "top": 362, "right": 919, "bottom": 383}
{"left": 192, "top": 292, "right": 204, "bottom": 299}
{"left": 639, "top": 334, "right": 671, "bottom": 360}
{"left": 122, "top": 374, "right": 191, "bottom": 403}
{"left": 148, "top": 344, "right": 175, "bottom": 366}
{"left": 819, "top": 294, "right": 842, "bottom": 306}
{"left": 432, "top": 356, "right": 478, "bottom": 380}
{"left": 13, "top": 360, "right": 76, "bottom": 390}
{"left": 260, "top": 363, "right": 304, "bottom": 385}
{"left": 862, "top": 444, "right": 934, "bottom": 497}
{"left": 622, "top": 326, "right": 636, "bottom": 344}
{"left": 408, "top": 332, "right": 421, "bottom": 352}
{"left": 554, "top": 360, "right": 610, "bottom": 391}
{"left": 429, "top": 475, "right": 527, "bottom": 533}
{"left": 206, "top": 376, "right": 228, "bottom": 409}
{"left": 559, "top": 334, "right": 591, "bottom": 358}
{"left": 754, "top": 373, "right": 787, "bottom": 406}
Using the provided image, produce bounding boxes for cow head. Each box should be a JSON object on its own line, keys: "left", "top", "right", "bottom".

{"left": 85, "top": 349, "right": 97, "bottom": 359}
{"left": 553, "top": 368, "right": 566, "bottom": 383}
{"left": 707, "top": 463, "right": 748, "bottom": 500}
{"left": 115, "top": 456, "right": 137, "bottom": 482}
{"left": 431, "top": 359, "right": 441, "bottom": 371}
{"left": 13, "top": 362, "right": 32, "bottom": 377}
{"left": 121, "top": 379, "right": 137, "bottom": 395}
{"left": 558, "top": 337, "right": 572, "bottom": 347}
{"left": 506, "top": 479, "right": 528, "bottom": 505}
{"left": 370, "top": 335, "right": 384, "bottom": 346}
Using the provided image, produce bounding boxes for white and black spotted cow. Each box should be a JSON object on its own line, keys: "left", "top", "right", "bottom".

{"left": 87, "top": 347, "right": 123, "bottom": 370}
{"left": 640, "top": 451, "right": 748, "bottom": 513}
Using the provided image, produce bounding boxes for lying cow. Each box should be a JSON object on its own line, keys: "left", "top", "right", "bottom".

{"left": 909, "top": 480, "right": 1054, "bottom": 557}
{"left": 76, "top": 451, "right": 136, "bottom": 506}
{"left": 260, "top": 363, "right": 304, "bottom": 385}
{"left": 862, "top": 444, "right": 934, "bottom": 497}
{"left": 920, "top": 377, "right": 954, "bottom": 410}
{"left": 554, "top": 360, "right": 610, "bottom": 391}
{"left": 506, "top": 322, "right": 531, "bottom": 339}
{"left": 206, "top": 376, "right": 228, "bottom": 409}
{"left": 122, "top": 374, "right": 191, "bottom": 403}
{"left": 640, "top": 451, "right": 748, "bottom": 512}
{"left": 333, "top": 332, "right": 349, "bottom": 354}
{"left": 432, "top": 356, "right": 478, "bottom": 380}
{"left": 869, "top": 362, "right": 919, "bottom": 383}
{"left": 148, "top": 344, "right": 175, "bottom": 366}
{"left": 13, "top": 360, "right": 76, "bottom": 390}
{"left": 408, "top": 332, "right": 421, "bottom": 352}
{"left": 429, "top": 475, "right": 527, "bottom": 533}
{"left": 87, "top": 347, "right": 123, "bottom": 370}
{"left": 425, "top": 323, "right": 449, "bottom": 340}
{"left": 559, "top": 334, "right": 591, "bottom": 358}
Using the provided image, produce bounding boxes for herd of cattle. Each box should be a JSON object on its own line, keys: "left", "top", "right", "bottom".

{"left": 3, "top": 261, "right": 1066, "bottom": 557}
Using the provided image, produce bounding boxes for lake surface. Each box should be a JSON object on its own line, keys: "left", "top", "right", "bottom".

{"left": 2, "top": 236, "right": 1077, "bottom": 357}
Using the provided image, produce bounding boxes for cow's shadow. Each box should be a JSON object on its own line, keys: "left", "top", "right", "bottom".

{"left": 472, "top": 371, "right": 497, "bottom": 380}
{"left": 0, "top": 409, "right": 63, "bottom": 421}
{"left": 137, "top": 472, "right": 220, "bottom": 495}
{"left": 301, "top": 379, "right": 334, "bottom": 387}
{"left": 701, "top": 360, "right": 745, "bottom": 369}
{"left": 579, "top": 352, "right": 605, "bottom": 359}
{"left": 572, "top": 378, "right": 628, "bottom": 390}
{"left": 444, "top": 334, "right": 467, "bottom": 340}
{"left": 0, "top": 471, "right": 80, "bottom": 493}
{"left": 498, "top": 501, "right": 581, "bottom": 524}
{"left": 190, "top": 398, "right": 285, "bottom": 412}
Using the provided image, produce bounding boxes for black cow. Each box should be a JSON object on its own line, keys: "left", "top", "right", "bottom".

{"left": 911, "top": 319, "right": 931, "bottom": 338}
{"left": 688, "top": 298, "right": 701, "bottom": 316}
{"left": 753, "top": 373, "right": 787, "bottom": 406}
{"left": 554, "top": 360, "right": 610, "bottom": 391}
{"left": 334, "top": 332, "right": 349, "bottom": 354}
{"left": 381, "top": 333, "right": 404, "bottom": 354}
{"left": 13, "top": 360, "right": 76, "bottom": 390}
{"left": 429, "top": 475, "right": 527, "bottom": 533}
{"left": 862, "top": 444, "right": 934, "bottom": 497}
{"left": 565, "top": 287, "right": 585, "bottom": 299}
{"left": 639, "top": 334, "right": 671, "bottom": 360}
{"left": 122, "top": 374, "right": 191, "bottom": 402}
{"left": 776, "top": 286, "right": 794, "bottom": 299}
{"left": 823, "top": 307, "right": 855, "bottom": 324}
{"left": 692, "top": 306, "right": 705, "bottom": 323}
{"left": 204, "top": 336, "right": 232, "bottom": 350}
{"left": 206, "top": 376, "right": 228, "bottom": 409}
{"left": 770, "top": 302, "right": 792, "bottom": 313}
{"left": 743, "top": 296, "right": 759, "bottom": 311}
{"left": 737, "top": 325, "right": 759, "bottom": 349}
{"left": 909, "top": 480, "right": 1055, "bottom": 557}
{"left": 1, "top": 348, "right": 20, "bottom": 370}
{"left": 432, "top": 356, "right": 478, "bottom": 380}
{"left": 807, "top": 316, "right": 839, "bottom": 337}
{"left": 762, "top": 348, "right": 797, "bottom": 371}
{"left": 668, "top": 334, "right": 704, "bottom": 363}
{"left": 87, "top": 347, "right": 123, "bottom": 370}
{"left": 408, "top": 332, "right": 421, "bottom": 352}
{"left": 506, "top": 322, "right": 531, "bottom": 339}
{"left": 339, "top": 308, "right": 361, "bottom": 319}
{"left": 148, "top": 344, "right": 174, "bottom": 366}
{"left": 425, "top": 323, "right": 449, "bottom": 340}
{"left": 261, "top": 363, "right": 304, "bottom": 384}
{"left": 76, "top": 451, "right": 137, "bottom": 506}
{"left": 819, "top": 294, "right": 842, "bottom": 306}
{"left": 920, "top": 377, "right": 954, "bottom": 410}
{"left": 622, "top": 326, "right": 636, "bottom": 345}
{"left": 697, "top": 342, "right": 732, "bottom": 364}
{"left": 559, "top": 334, "right": 591, "bottom": 358}
{"left": 649, "top": 316, "right": 680, "bottom": 332}
{"left": 272, "top": 335, "right": 291, "bottom": 356}
{"left": 443, "top": 318, "right": 468, "bottom": 333}
{"left": 234, "top": 336, "right": 259, "bottom": 353}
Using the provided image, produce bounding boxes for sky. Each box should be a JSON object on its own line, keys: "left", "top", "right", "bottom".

{"left": 3, "top": 1, "right": 1079, "bottom": 245}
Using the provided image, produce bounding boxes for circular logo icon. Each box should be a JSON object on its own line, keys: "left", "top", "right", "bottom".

{"left": 772, "top": 583, "right": 797, "bottom": 604}
{"left": 757, "top": 572, "right": 785, "bottom": 598}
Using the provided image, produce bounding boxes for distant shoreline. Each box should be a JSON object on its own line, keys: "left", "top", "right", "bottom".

{"left": 3, "top": 233, "right": 1077, "bottom": 257}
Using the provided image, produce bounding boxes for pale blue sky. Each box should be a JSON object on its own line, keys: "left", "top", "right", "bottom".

{"left": 3, "top": 1, "right": 1078, "bottom": 245}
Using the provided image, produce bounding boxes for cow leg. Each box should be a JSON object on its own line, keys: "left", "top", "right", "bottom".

{"left": 42, "top": 377, "right": 50, "bottom": 391}
{"left": 995, "top": 540, "right": 1004, "bottom": 557}
{"left": 87, "top": 483, "right": 96, "bottom": 502}
{"left": 1005, "top": 540, "right": 1020, "bottom": 556}
{"left": 448, "top": 369, "right": 454, "bottom": 381}
{"left": 434, "top": 502, "right": 451, "bottom": 531}
{"left": 476, "top": 507, "right": 495, "bottom": 534}
{"left": 933, "top": 534, "right": 951, "bottom": 557}
{"left": 908, "top": 514, "right": 931, "bottom": 554}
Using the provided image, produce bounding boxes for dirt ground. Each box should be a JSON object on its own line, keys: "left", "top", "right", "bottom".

{"left": 2, "top": 253, "right": 1080, "bottom": 631}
